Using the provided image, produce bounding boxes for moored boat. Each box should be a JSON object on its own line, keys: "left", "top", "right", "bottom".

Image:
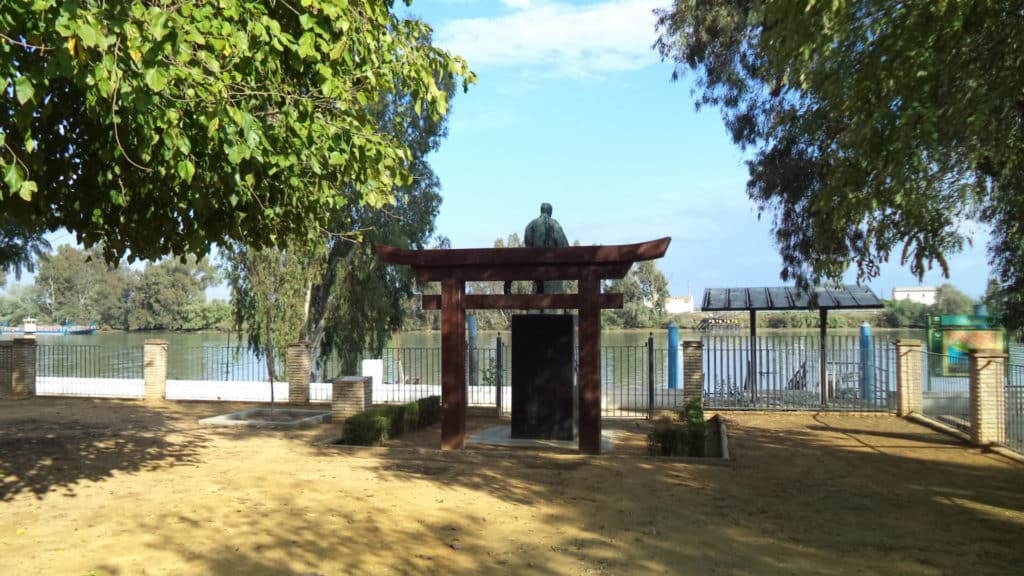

{"left": 0, "top": 318, "right": 97, "bottom": 335}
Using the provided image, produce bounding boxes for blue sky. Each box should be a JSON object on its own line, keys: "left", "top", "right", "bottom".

{"left": 3, "top": 0, "right": 994, "bottom": 303}
{"left": 399, "top": 0, "right": 994, "bottom": 300}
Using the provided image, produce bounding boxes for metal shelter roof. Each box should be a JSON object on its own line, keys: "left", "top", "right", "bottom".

{"left": 701, "top": 285, "right": 883, "bottom": 312}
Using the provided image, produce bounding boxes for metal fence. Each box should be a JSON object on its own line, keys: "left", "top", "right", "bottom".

{"left": 168, "top": 346, "right": 269, "bottom": 382}
{"left": 921, "top": 350, "right": 971, "bottom": 433}
{"left": 35, "top": 344, "right": 144, "bottom": 398}
{"left": 37, "top": 344, "right": 142, "bottom": 379}
{"left": 1003, "top": 362, "right": 1024, "bottom": 455}
{"left": 702, "top": 335, "right": 896, "bottom": 411}
{"left": 356, "top": 335, "right": 896, "bottom": 417}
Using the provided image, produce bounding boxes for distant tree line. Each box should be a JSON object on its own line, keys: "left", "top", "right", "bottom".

{"left": 0, "top": 245, "right": 228, "bottom": 331}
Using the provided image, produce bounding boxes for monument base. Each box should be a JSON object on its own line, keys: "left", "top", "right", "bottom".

{"left": 511, "top": 314, "right": 576, "bottom": 441}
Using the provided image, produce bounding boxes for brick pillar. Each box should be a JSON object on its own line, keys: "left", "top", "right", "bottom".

{"left": 331, "top": 376, "right": 372, "bottom": 423}
{"left": 287, "top": 341, "right": 311, "bottom": 404}
{"left": 144, "top": 339, "right": 168, "bottom": 403}
{"left": 682, "top": 340, "right": 704, "bottom": 405}
{"left": 895, "top": 339, "right": 922, "bottom": 416}
{"left": 0, "top": 340, "right": 12, "bottom": 399}
{"left": 969, "top": 349, "right": 1006, "bottom": 446}
{"left": 11, "top": 336, "right": 37, "bottom": 398}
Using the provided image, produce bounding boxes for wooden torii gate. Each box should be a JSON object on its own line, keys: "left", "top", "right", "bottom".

{"left": 377, "top": 237, "right": 670, "bottom": 454}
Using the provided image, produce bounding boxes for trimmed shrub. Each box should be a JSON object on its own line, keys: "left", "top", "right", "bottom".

{"left": 416, "top": 395, "right": 441, "bottom": 428}
{"left": 344, "top": 408, "right": 390, "bottom": 446}
{"left": 388, "top": 404, "right": 408, "bottom": 436}
{"left": 649, "top": 398, "right": 707, "bottom": 457}
{"left": 648, "top": 425, "right": 689, "bottom": 456}
{"left": 682, "top": 397, "right": 706, "bottom": 457}
{"left": 402, "top": 401, "right": 420, "bottom": 433}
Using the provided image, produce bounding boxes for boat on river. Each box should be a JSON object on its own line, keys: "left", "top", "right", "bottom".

{"left": 0, "top": 318, "right": 97, "bottom": 336}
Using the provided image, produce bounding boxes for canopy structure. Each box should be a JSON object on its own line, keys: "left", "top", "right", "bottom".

{"left": 701, "top": 286, "right": 884, "bottom": 404}
{"left": 378, "top": 237, "right": 671, "bottom": 454}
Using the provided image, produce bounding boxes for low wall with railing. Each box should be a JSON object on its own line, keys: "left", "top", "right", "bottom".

{"left": 7, "top": 336, "right": 1022, "bottom": 455}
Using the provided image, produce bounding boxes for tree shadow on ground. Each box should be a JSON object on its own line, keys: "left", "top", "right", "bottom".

{"left": 8, "top": 406, "right": 1024, "bottom": 574}
{"left": 337, "top": 412, "right": 1024, "bottom": 574}
{"left": 0, "top": 397, "right": 209, "bottom": 501}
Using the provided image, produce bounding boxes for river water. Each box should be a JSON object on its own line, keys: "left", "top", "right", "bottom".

{"left": 12, "top": 326, "right": 1023, "bottom": 384}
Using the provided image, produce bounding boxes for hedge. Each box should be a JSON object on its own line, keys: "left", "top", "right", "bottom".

{"left": 342, "top": 396, "right": 442, "bottom": 446}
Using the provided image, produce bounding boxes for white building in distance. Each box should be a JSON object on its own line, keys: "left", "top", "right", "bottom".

{"left": 665, "top": 295, "right": 695, "bottom": 314}
{"left": 892, "top": 286, "right": 939, "bottom": 306}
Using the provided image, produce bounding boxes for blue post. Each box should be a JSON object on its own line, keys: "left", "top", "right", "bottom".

{"left": 667, "top": 322, "right": 680, "bottom": 390}
{"left": 860, "top": 322, "right": 874, "bottom": 401}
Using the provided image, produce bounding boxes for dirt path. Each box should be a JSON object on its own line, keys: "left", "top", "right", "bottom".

{"left": 1, "top": 399, "right": 1022, "bottom": 575}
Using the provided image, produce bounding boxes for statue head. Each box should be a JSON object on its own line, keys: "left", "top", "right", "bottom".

{"left": 540, "top": 202, "right": 553, "bottom": 216}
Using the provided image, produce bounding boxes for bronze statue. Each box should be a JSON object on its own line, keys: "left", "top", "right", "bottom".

{"left": 524, "top": 202, "right": 568, "bottom": 249}
{"left": 524, "top": 202, "right": 568, "bottom": 294}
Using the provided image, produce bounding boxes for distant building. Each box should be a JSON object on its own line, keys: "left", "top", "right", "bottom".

{"left": 665, "top": 295, "right": 695, "bottom": 314}
{"left": 892, "top": 286, "right": 938, "bottom": 306}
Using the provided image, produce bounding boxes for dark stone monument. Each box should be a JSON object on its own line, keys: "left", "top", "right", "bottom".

{"left": 511, "top": 314, "right": 576, "bottom": 440}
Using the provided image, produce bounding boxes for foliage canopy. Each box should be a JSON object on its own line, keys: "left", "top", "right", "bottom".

{"left": 1, "top": 0, "right": 472, "bottom": 262}
{"left": 655, "top": 1, "right": 1024, "bottom": 330}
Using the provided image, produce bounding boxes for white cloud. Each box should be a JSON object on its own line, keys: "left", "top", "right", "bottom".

{"left": 437, "top": 0, "right": 663, "bottom": 78}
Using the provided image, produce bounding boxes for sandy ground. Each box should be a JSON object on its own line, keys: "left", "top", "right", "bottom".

{"left": 1, "top": 398, "right": 1023, "bottom": 575}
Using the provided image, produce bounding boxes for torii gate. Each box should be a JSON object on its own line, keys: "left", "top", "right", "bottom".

{"left": 377, "top": 237, "right": 670, "bottom": 454}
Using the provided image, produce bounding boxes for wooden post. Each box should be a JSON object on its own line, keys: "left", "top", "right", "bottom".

{"left": 578, "top": 278, "right": 602, "bottom": 454}
{"left": 441, "top": 277, "right": 466, "bottom": 449}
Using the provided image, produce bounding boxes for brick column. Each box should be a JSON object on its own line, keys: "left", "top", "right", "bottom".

{"left": 0, "top": 340, "right": 12, "bottom": 399}
{"left": 331, "top": 376, "right": 372, "bottom": 423}
{"left": 969, "top": 349, "right": 1006, "bottom": 446}
{"left": 287, "top": 341, "right": 311, "bottom": 404}
{"left": 12, "top": 336, "right": 37, "bottom": 398}
{"left": 144, "top": 339, "right": 168, "bottom": 403}
{"left": 895, "top": 339, "right": 922, "bottom": 416}
{"left": 682, "top": 340, "right": 704, "bottom": 406}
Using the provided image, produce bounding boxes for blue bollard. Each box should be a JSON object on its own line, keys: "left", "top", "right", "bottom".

{"left": 860, "top": 322, "right": 874, "bottom": 401}
{"left": 668, "top": 322, "right": 680, "bottom": 390}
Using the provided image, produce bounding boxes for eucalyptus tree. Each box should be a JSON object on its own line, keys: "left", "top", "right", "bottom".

{"left": 655, "top": 1, "right": 1024, "bottom": 331}
{"left": 1, "top": 1, "right": 473, "bottom": 262}
{"left": 603, "top": 260, "right": 670, "bottom": 329}
{"left": 34, "top": 245, "right": 108, "bottom": 323}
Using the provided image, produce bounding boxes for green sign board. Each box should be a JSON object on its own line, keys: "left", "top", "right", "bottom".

{"left": 926, "top": 315, "right": 1006, "bottom": 376}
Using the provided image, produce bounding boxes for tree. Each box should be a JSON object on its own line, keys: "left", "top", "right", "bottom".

{"left": 222, "top": 245, "right": 311, "bottom": 380}
{"left": 34, "top": 245, "right": 111, "bottom": 323}
{"left": 881, "top": 299, "right": 929, "bottom": 328}
{"left": 982, "top": 278, "right": 1005, "bottom": 324}
{"left": 1, "top": 1, "right": 473, "bottom": 263}
{"left": 604, "top": 261, "right": 670, "bottom": 329}
{"left": 0, "top": 284, "right": 40, "bottom": 323}
{"left": 228, "top": 26, "right": 454, "bottom": 377}
{"left": 934, "top": 283, "right": 976, "bottom": 316}
{"left": 129, "top": 256, "right": 217, "bottom": 330}
{"left": 655, "top": 2, "right": 1024, "bottom": 331}
{"left": 0, "top": 218, "right": 50, "bottom": 281}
